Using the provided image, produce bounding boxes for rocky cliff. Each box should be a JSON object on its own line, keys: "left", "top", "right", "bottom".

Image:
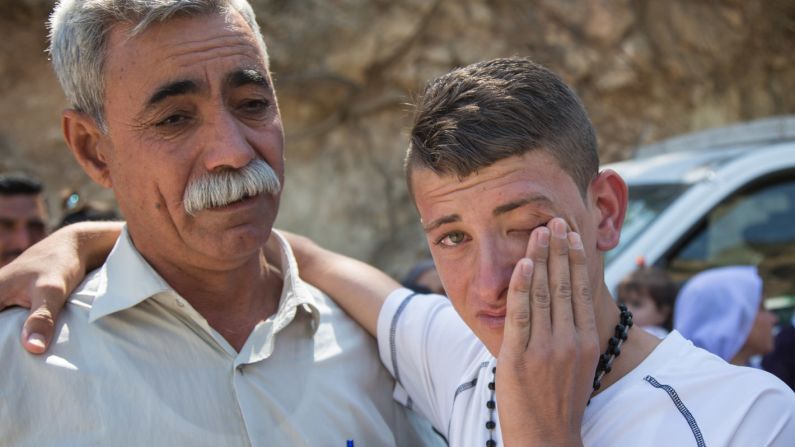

{"left": 1, "top": 0, "right": 793, "bottom": 277}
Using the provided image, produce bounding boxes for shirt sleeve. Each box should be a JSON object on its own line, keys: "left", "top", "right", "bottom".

{"left": 376, "top": 288, "right": 485, "bottom": 433}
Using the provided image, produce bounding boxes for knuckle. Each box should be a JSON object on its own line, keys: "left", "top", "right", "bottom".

{"left": 29, "top": 308, "right": 56, "bottom": 328}
{"left": 532, "top": 288, "right": 551, "bottom": 308}
{"left": 509, "top": 309, "right": 531, "bottom": 326}
{"left": 574, "top": 284, "right": 592, "bottom": 300}
{"left": 555, "top": 281, "right": 573, "bottom": 298}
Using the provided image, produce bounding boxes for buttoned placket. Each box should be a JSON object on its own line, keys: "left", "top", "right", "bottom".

{"left": 152, "top": 288, "right": 319, "bottom": 447}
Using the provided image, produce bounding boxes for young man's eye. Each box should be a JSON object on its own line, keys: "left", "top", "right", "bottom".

{"left": 437, "top": 231, "right": 467, "bottom": 247}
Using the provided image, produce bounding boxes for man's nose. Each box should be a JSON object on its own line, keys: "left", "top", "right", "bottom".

{"left": 471, "top": 239, "right": 515, "bottom": 304}
{"left": 7, "top": 226, "right": 33, "bottom": 252}
{"left": 201, "top": 110, "right": 256, "bottom": 171}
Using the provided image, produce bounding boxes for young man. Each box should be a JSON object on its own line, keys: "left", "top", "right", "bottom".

{"left": 0, "top": 173, "right": 47, "bottom": 267}
{"left": 3, "top": 58, "right": 795, "bottom": 445}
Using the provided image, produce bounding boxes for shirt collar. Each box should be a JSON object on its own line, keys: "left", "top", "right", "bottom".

{"left": 87, "top": 227, "right": 320, "bottom": 332}
{"left": 270, "top": 230, "right": 320, "bottom": 334}
{"left": 88, "top": 226, "right": 171, "bottom": 323}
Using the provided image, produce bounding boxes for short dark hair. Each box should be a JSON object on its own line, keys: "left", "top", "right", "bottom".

{"left": 0, "top": 173, "right": 44, "bottom": 196}
{"left": 406, "top": 57, "right": 598, "bottom": 196}
{"left": 617, "top": 266, "right": 678, "bottom": 331}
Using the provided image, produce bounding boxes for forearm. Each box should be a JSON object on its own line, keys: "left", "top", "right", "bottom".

{"left": 286, "top": 233, "right": 399, "bottom": 337}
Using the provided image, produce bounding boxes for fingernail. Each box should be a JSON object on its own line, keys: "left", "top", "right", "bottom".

{"left": 27, "top": 333, "right": 46, "bottom": 350}
{"left": 521, "top": 258, "right": 533, "bottom": 275}
{"left": 536, "top": 227, "right": 549, "bottom": 247}
{"left": 568, "top": 232, "right": 583, "bottom": 249}
{"left": 551, "top": 219, "right": 566, "bottom": 238}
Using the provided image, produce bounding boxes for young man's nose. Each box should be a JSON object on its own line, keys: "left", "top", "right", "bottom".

{"left": 470, "top": 239, "right": 517, "bottom": 304}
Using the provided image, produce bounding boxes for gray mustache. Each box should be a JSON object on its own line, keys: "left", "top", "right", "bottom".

{"left": 183, "top": 159, "right": 281, "bottom": 216}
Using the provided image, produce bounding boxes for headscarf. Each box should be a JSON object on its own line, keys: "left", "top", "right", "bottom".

{"left": 674, "top": 265, "right": 762, "bottom": 361}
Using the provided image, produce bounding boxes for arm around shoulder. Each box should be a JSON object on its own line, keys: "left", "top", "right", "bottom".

{"left": 0, "top": 220, "right": 122, "bottom": 353}
{"left": 275, "top": 230, "right": 400, "bottom": 337}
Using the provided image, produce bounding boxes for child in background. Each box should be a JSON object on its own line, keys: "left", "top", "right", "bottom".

{"left": 617, "top": 259, "right": 677, "bottom": 338}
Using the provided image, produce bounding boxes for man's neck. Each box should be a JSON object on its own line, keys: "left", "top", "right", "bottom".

{"left": 592, "top": 283, "right": 661, "bottom": 395}
{"left": 144, "top": 249, "right": 283, "bottom": 352}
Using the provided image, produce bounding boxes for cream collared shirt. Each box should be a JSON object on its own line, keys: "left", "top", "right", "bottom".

{"left": 0, "top": 228, "right": 440, "bottom": 446}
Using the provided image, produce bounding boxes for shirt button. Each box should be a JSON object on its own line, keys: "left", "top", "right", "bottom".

{"left": 176, "top": 299, "right": 185, "bottom": 308}
{"left": 236, "top": 364, "right": 245, "bottom": 374}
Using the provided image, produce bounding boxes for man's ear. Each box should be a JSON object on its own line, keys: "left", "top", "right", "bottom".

{"left": 62, "top": 109, "right": 113, "bottom": 188}
{"left": 589, "top": 169, "right": 628, "bottom": 251}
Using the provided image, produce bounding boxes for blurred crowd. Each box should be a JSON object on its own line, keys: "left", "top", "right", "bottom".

{"left": 615, "top": 259, "right": 795, "bottom": 391}
{"left": 0, "top": 172, "right": 118, "bottom": 268}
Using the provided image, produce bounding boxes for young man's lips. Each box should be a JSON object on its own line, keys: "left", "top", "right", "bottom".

{"left": 477, "top": 311, "right": 506, "bottom": 328}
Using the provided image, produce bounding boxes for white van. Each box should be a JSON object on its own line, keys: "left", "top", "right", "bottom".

{"left": 604, "top": 116, "right": 795, "bottom": 322}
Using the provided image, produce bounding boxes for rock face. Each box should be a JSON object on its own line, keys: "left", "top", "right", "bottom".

{"left": 1, "top": 0, "right": 793, "bottom": 278}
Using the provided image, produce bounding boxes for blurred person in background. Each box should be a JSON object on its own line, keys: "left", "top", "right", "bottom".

{"left": 57, "top": 189, "right": 119, "bottom": 228}
{"left": 675, "top": 265, "right": 778, "bottom": 366}
{"left": 617, "top": 259, "right": 677, "bottom": 339}
{"left": 402, "top": 259, "right": 445, "bottom": 295}
{"left": 761, "top": 261, "right": 795, "bottom": 391}
{"left": 0, "top": 173, "right": 48, "bottom": 267}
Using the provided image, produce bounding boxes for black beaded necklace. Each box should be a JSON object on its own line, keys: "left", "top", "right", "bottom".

{"left": 484, "top": 304, "right": 633, "bottom": 446}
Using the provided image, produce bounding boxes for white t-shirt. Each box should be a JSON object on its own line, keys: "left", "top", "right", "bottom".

{"left": 377, "top": 288, "right": 795, "bottom": 447}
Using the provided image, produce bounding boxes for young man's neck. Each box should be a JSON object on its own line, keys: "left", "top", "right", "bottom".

{"left": 592, "top": 282, "right": 660, "bottom": 395}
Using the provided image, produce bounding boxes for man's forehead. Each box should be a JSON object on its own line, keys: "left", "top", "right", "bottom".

{"left": 102, "top": 12, "right": 271, "bottom": 115}
{"left": 105, "top": 12, "right": 268, "bottom": 73}
{"left": 0, "top": 195, "right": 46, "bottom": 216}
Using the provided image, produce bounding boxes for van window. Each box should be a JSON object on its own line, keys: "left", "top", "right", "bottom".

{"left": 665, "top": 171, "right": 795, "bottom": 318}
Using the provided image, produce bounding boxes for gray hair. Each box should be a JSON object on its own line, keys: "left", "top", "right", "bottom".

{"left": 48, "top": 0, "right": 268, "bottom": 132}
{"left": 183, "top": 159, "right": 281, "bottom": 215}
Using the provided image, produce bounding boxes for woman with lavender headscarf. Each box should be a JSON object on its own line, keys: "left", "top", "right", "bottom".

{"left": 675, "top": 265, "right": 779, "bottom": 365}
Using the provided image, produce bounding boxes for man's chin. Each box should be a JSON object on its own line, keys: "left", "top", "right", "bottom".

{"left": 473, "top": 321, "right": 506, "bottom": 358}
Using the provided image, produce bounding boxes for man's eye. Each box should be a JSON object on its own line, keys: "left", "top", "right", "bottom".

{"left": 437, "top": 231, "right": 467, "bottom": 247}
{"left": 238, "top": 99, "right": 270, "bottom": 115}
{"left": 155, "top": 114, "right": 190, "bottom": 127}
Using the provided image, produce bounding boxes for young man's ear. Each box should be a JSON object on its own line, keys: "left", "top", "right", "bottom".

{"left": 62, "top": 109, "right": 113, "bottom": 188}
{"left": 589, "top": 169, "right": 627, "bottom": 251}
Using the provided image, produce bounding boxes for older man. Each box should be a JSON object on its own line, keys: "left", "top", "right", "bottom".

{"left": 0, "top": 1, "right": 440, "bottom": 445}
{"left": 0, "top": 173, "right": 47, "bottom": 267}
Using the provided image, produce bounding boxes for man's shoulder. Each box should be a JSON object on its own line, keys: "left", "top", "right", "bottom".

{"left": 650, "top": 332, "right": 794, "bottom": 402}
